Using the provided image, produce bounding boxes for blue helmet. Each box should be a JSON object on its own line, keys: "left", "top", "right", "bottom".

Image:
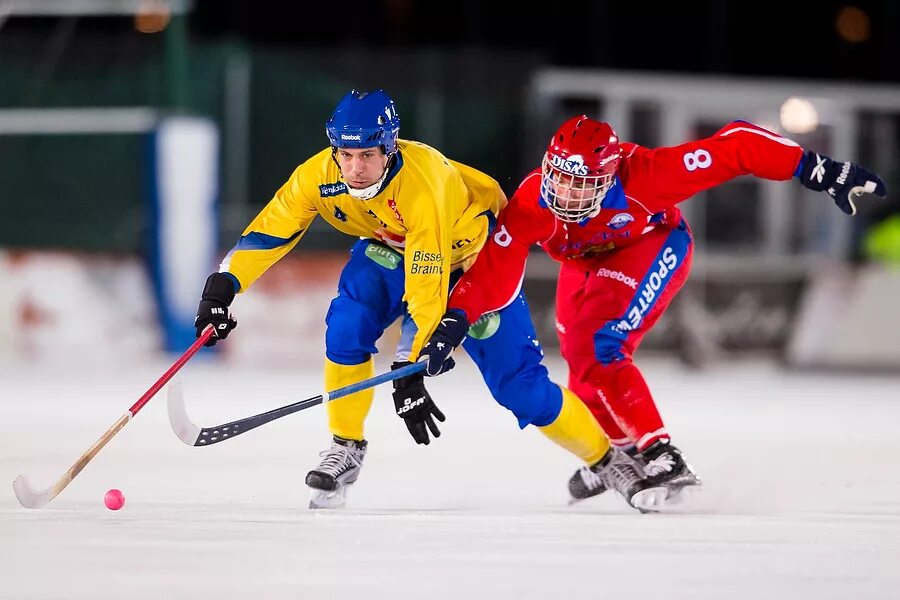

{"left": 325, "top": 89, "right": 401, "bottom": 155}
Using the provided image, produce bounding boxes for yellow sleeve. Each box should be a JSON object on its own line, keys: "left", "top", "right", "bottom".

{"left": 220, "top": 163, "right": 319, "bottom": 291}
{"left": 403, "top": 184, "right": 452, "bottom": 361}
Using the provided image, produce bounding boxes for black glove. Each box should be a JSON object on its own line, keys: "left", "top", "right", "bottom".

{"left": 799, "top": 150, "right": 887, "bottom": 216}
{"left": 392, "top": 361, "right": 446, "bottom": 445}
{"left": 194, "top": 272, "right": 238, "bottom": 347}
{"left": 419, "top": 308, "right": 470, "bottom": 376}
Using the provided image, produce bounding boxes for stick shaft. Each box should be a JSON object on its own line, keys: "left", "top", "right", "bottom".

{"left": 128, "top": 326, "right": 214, "bottom": 415}
{"left": 181, "top": 361, "right": 426, "bottom": 446}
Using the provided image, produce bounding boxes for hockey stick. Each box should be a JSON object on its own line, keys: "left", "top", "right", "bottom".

{"left": 168, "top": 360, "right": 426, "bottom": 447}
{"left": 12, "top": 325, "right": 217, "bottom": 509}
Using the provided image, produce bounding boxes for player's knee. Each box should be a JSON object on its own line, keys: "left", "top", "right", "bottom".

{"left": 325, "top": 297, "right": 382, "bottom": 364}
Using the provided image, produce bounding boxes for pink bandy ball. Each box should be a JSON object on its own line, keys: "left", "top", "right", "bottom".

{"left": 104, "top": 488, "right": 126, "bottom": 511}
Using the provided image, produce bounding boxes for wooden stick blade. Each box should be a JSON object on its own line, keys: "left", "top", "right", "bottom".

{"left": 167, "top": 382, "right": 202, "bottom": 446}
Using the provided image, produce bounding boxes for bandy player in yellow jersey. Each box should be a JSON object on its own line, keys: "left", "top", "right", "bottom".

{"left": 193, "top": 90, "right": 662, "bottom": 510}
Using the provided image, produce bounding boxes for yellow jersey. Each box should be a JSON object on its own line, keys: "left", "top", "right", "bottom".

{"left": 220, "top": 139, "right": 506, "bottom": 359}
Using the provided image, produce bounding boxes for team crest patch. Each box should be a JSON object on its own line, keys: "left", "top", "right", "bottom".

{"left": 607, "top": 213, "right": 634, "bottom": 230}
{"left": 467, "top": 312, "right": 500, "bottom": 340}
{"left": 319, "top": 182, "right": 348, "bottom": 197}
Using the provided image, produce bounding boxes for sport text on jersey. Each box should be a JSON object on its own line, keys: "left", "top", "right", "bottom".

{"left": 613, "top": 246, "right": 679, "bottom": 333}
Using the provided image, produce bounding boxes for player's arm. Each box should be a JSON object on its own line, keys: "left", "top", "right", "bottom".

{"left": 194, "top": 164, "right": 319, "bottom": 346}
{"left": 625, "top": 121, "right": 886, "bottom": 214}
{"left": 402, "top": 185, "right": 453, "bottom": 362}
{"left": 623, "top": 121, "right": 803, "bottom": 210}
{"left": 419, "top": 176, "right": 553, "bottom": 376}
{"left": 450, "top": 193, "right": 547, "bottom": 323}
{"left": 219, "top": 165, "right": 319, "bottom": 292}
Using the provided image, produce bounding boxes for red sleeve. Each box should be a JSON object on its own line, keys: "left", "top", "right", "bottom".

{"left": 621, "top": 121, "right": 805, "bottom": 213}
{"left": 449, "top": 171, "right": 554, "bottom": 323}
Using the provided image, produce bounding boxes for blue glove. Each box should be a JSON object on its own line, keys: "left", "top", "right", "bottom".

{"left": 418, "top": 309, "right": 470, "bottom": 376}
{"left": 798, "top": 150, "right": 887, "bottom": 215}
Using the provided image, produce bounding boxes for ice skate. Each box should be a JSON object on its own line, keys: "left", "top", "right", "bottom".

{"left": 639, "top": 440, "right": 701, "bottom": 502}
{"left": 585, "top": 446, "right": 668, "bottom": 512}
{"left": 568, "top": 445, "right": 641, "bottom": 504}
{"left": 305, "top": 436, "right": 367, "bottom": 509}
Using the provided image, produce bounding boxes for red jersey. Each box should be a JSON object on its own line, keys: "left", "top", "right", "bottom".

{"left": 450, "top": 121, "right": 804, "bottom": 322}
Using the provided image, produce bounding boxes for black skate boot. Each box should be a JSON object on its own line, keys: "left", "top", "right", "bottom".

{"left": 306, "top": 436, "right": 368, "bottom": 509}
{"left": 585, "top": 447, "right": 668, "bottom": 512}
{"left": 568, "top": 445, "right": 641, "bottom": 503}
{"left": 639, "top": 440, "right": 701, "bottom": 501}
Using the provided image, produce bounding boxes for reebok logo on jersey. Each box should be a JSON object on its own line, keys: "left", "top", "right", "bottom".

{"left": 597, "top": 268, "right": 638, "bottom": 289}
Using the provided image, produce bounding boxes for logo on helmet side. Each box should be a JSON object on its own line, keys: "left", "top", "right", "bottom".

{"left": 549, "top": 153, "right": 589, "bottom": 176}
{"left": 341, "top": 134, "right": 362, "bottom": 141}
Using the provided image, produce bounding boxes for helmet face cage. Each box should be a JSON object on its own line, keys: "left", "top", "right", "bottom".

{"left": 540, "top": 153, "right": 616, "bottom": 222}
{"left": 325, "top": 90, "right": 401, "bottom": 155}
{"left": 540, "top": 116, "right": 621, "bottom": 222}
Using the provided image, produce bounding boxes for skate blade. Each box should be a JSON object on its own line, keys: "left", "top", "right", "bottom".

{"left": 630, "top": 486, "right": 669, "bottom": 513}
{"left": 662, "top": 480, "right": 703, "bottom": 506}
{"left": 567, "top": 490, "right": 607, "bottom": 506}
{"left": 308, "top": 487, "right": 348, "bottom": 509}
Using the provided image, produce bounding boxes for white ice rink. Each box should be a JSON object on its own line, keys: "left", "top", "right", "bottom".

{"left": 1, "top": 355, "right": 898, "bottom": 600}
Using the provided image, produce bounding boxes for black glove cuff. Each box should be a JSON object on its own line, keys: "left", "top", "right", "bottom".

{"left": 442, "top": 308, "right": 471, "bottom": 346}
{"left": 799, "top": 150, "right": 838, "bottom": 192}
{"left": 391, "top": 360, "right": 424, "bottom": 390}
{"left": 202, "top": 272, "right": 236, "bottom": 306}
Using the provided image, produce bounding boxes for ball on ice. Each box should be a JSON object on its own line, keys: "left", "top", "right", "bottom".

{"left": 104, "top": 488, "right": 125, "bottom": 511}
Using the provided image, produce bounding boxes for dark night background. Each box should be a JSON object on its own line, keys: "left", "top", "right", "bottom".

{"left": 190, "top": 0, "right": 900, "bottom": 82}
{"left": 1, "top": 0, "right": 898, "bottom": 251}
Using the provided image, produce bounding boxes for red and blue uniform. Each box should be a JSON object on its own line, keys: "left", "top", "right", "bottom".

{"left": 450, "top": 121, "right": 804, "bottom": 449}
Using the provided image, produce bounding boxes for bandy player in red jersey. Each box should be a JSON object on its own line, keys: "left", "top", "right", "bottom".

{"left": 417, "top": 115, "right": 887, "bottom": 504}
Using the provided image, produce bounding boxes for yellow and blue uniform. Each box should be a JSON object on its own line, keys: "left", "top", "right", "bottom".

{"left": 221, "top": 140, "right": 503, "bottom": 360}
{"left": 219, "top": 140, "right": 506, "bottom": 440}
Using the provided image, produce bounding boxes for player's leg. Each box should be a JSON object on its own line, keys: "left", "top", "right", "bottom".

{"left": 307, "top": 240, "right": 406, "bottom": 507}
{"left": 559, "top": 222, "right": 700, "bottom": 500}
{"left": 462, "top": 294, "right": 666, "bottom": 511}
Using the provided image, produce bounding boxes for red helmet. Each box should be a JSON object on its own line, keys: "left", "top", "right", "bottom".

{"left": 540, "top": 115, "right": 621, "bottom": 222}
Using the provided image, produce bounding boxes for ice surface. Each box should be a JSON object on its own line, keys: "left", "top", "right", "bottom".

{"left": 1, "top": 356, "right": 898, "bottom": 599}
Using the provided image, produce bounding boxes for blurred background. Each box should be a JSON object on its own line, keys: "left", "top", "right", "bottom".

{"left": 1, "top": 0, "right": 898, "bottom": 371}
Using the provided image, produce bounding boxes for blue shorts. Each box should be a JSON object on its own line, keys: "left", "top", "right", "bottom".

{"left": 325, "top": 239, "right": 562, "bottom": 427}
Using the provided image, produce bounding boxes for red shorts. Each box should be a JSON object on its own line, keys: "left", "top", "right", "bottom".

{"left": 555, "top": 221, "right": 694, "bottom": 383}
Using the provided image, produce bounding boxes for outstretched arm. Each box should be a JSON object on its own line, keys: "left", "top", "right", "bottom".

{"left": 623, "top": 120, "right": 886, "bottom": 213}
